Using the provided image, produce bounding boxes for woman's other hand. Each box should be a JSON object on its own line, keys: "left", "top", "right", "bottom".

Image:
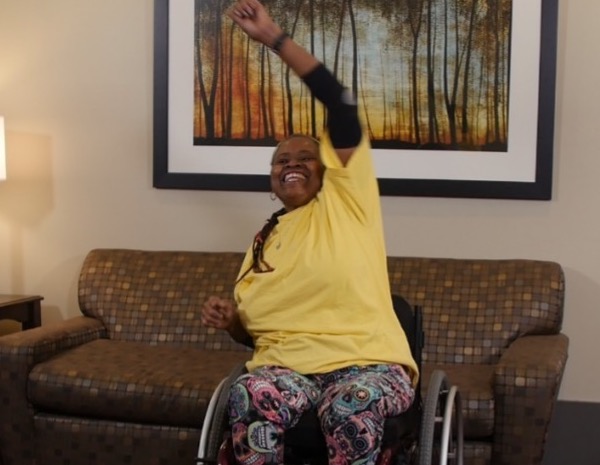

{"left": 201, "top": 296, "right": 237, "bottom": 331}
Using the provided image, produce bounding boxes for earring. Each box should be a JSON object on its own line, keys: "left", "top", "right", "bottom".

{"left": 270, "top": 192, "right": 277, "bottom": 201}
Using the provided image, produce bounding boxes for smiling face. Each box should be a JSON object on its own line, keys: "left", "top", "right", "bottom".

{"left": 270, "top": 135, "right": 324, "bottom": 211}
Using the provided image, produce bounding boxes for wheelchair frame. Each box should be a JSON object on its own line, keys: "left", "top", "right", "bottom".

{"left": 197, "top": 301, "right": 464, "bottom": 465}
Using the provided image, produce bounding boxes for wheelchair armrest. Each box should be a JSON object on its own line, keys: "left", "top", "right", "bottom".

{"left": 493, "top": 333, "right": 569, "bottom": 465}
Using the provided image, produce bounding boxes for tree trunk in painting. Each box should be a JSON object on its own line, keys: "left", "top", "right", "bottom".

{"left": 193, "top": 0, "right": 512, "bottom": 151}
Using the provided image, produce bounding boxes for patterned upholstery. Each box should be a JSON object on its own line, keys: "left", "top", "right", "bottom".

{"left": 28, "top": 340, "right": 249, "bottom": 427}
{"left": 0, "top": 249, "right": 568, "bottom": 465}
{"left": 386, "top": 258, "right": 564, "bottom": 365}
{"left": 387, "top": 257, "right": 568, "bottom": 465}
{"left": 77, "top": 249, "right": 247, "bottom": 351}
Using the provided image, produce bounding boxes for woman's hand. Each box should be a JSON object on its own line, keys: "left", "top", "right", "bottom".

{"left": 226, "top": 0, "right": 283, "bottom": 49}
{"left": 201, "top": 296, "right": 238, "bottom": 332}
{"left": 202, "top": 296, "right": 253, "bottom": 347}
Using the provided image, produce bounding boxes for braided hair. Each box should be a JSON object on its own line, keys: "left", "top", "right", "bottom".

{"left": 235, "top": 208, "right": 287, "bottom": 284}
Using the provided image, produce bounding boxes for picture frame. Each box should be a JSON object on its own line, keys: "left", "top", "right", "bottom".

{"left": 153, "top": 0, "right": 558, "bottom": 200}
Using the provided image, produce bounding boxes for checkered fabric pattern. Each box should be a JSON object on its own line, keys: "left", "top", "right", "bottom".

{"left": 388, "top": 257, "right": 568, "bottom": 465}
{"left": 0, "top": 250, "right": 568, "bottom": 465}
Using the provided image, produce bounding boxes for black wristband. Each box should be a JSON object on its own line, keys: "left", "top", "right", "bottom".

{"left": 271, "top": 32, "right": 289, "bottom": 54}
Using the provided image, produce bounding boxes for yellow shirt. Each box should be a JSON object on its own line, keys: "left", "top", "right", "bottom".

{"left": 234, "top": 132, "right": 419, "bottom": 384}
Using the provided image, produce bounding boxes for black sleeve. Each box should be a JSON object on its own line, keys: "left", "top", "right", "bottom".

{"left": 301, "top": 64, "right": 361, "bottom": 148}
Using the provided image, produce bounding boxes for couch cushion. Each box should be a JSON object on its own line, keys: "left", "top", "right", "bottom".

{"left": 28, "top": 339, "right": 251, "bottom": 427}
{"left": 77, "top": 249, "right": 247, "bottom": 351}
{"left": 387, "top": 257, "right": 565, "bottom": 365}
{"left": 422, "top": 363, "right": 494, "bottom": 439}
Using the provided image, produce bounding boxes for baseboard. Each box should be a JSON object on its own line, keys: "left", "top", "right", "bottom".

{"left": 543, "top": 400, "right": 600, "bottom": 465}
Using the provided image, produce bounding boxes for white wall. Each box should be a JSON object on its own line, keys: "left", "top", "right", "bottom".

{"left": 0, "top": 0, "right": 597, "bottom": 402}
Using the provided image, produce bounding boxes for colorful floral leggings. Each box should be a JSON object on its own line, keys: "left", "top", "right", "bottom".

{"left": 227, "top": 364, "right": 415, "bottom": 465}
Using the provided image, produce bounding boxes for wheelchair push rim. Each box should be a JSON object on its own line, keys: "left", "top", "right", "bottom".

{"left": 418, "top": 370, "right": 464, "bottom": 465}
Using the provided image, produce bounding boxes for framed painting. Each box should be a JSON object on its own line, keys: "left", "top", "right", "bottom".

{"left": 153, "top": 0, "right": 558, "bottom": 199}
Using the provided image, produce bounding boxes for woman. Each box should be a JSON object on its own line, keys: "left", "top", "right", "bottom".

{"left": 201, "top": 1, "right": 418, "bottom": 464}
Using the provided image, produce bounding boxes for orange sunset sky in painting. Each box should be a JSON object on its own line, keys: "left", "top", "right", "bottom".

{"left": 194, "top": 0, "right": 512, "bottom": 152}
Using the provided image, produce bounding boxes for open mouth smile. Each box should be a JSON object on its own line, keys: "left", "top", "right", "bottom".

{"left": 282, "top": 172, "right": 307, "bottom": 183}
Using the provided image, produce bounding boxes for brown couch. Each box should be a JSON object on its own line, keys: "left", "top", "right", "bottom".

{"left": 0, "top": 248, "right": 568, "bottom": 465}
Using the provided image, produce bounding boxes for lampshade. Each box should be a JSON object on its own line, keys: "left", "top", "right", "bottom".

{"left": 0, "top": 116, "right": 6, "bottom": 181}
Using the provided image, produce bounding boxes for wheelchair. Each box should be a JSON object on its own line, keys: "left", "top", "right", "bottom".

{"left": 196, "top": 295, "right": 464, "bottom": 465}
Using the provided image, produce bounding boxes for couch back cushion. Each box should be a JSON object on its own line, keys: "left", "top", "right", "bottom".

{"left": 387, "top": 257, "right": 565, "bottom": 365}
{"left": 78, "top": 250, "right": 565, "bottom": 363}
{"left": 78, "top": 248, "right": 247, "bottom": 350}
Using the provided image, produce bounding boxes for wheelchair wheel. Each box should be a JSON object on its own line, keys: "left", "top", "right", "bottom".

{"left": 197, "top": 377, "right": 227, "bottom": 463}
{"left": 197, "top": 362, "right": 247, "bottom": 464}
{"left": 418, "top": 370, "right": 464, "bottom": 465}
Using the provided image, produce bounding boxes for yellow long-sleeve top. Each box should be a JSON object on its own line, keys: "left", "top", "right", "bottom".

{"left": 234, "top": 132, "right": 419, "bottom": 385}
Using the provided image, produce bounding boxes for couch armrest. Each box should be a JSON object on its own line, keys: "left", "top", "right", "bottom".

{"left": 493, "top": 333, "right": 569, "bottom": 465}
{"left": 0, "top": 316, "right": 106, "bottom": 465}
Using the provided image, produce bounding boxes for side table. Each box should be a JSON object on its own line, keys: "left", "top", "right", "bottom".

{"left": 0, "top": 294, "right": 43, "bottom": 330}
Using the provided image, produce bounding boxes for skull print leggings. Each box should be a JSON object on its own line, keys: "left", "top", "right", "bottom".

{"left": 227, "top": 364, "right": 415, "bottom": 465}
